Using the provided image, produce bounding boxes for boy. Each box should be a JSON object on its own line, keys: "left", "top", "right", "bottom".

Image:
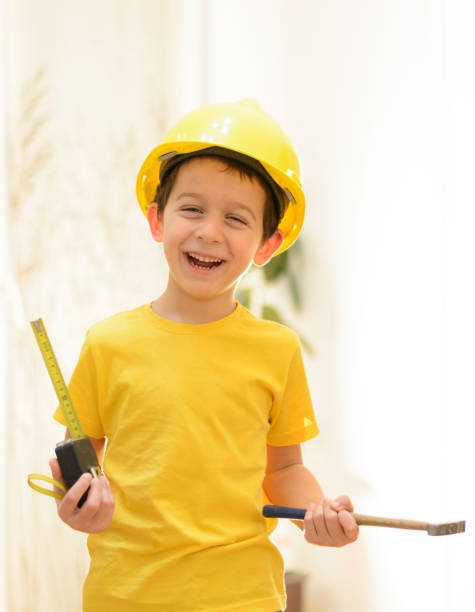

{"left": 50, "top": 99, "right": 359, "bottom": 612}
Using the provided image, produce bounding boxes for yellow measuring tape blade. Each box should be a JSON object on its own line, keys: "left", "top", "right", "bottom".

{"left": 30, "top": 318, "right": 85, "bottom": 440}
{"left": 27, "top": 473, "right": 66, "bottom": 500}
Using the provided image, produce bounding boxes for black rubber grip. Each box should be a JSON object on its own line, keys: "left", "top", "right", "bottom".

{"left": 262, "top": 505, "right": 306, "bottom": 520}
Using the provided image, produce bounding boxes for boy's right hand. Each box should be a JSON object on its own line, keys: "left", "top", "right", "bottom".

{"left": 49, "top": 458, "right": 115, "bottom": 533}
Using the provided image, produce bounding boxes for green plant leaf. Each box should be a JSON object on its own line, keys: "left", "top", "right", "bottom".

{"left": 298, "top": 334, "right": 315, "bottom": 356}
{"left": 263, "top": 250, "right": 289, "bottom": 282}
{"left": 237, "top": 287, "right": 252, "bottom": 309}
{"left": 261, "top": 303, "right": 284, "bottom": 324}
{"left": 292, "top": 239, "right": 304, "bottom": 263}
{"left": 288, "top": 273, "right": 302, "bottom": 311}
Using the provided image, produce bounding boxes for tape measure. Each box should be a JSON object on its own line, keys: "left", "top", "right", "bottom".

{"left": 28, "top": 319, "right": 101, "bottom": 504}
{"left": 30, "top": 318, "right": 85, "bottom": 440}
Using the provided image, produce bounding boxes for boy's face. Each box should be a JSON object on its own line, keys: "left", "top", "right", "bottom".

{"left": 147, "top": 157, "right": 283, "bottom": 305}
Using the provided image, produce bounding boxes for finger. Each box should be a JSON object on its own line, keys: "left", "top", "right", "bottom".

{"left": 338, "top": 510, "right": 359, "bottom": 541}
{"left": 70, "top": 477, "right": 103, "bottom": 527}
{"left": 331, "top": 495, "right": 354, "bottom": 513}
{"left": 304, "top": 504, "right": 318, "bottom": 542}
{"left": 58, "top": 473, "right": 92, "bottom": 520}
{"left": 97, "top": 477, "right": 115, "bottom": 529}
{"left": 100, "top": 477, "right": 115, "bottom": 506}
{"left": 323, "top": 499, "right": 346, "bottom": 543}
{"left": 81, "top": 478, "right": 115, "bottom": 533}
{"left": 312, "top": 501, "right": 331, "bottom": 545}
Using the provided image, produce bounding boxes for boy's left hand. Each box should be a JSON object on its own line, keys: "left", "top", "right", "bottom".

{"left": 304, "top": 496, "right": 359, "bottom": 547}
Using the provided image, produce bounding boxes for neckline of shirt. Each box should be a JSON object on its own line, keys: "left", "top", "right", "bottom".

{"left": 143, "top": 301, "right": 246, "bottom": 335}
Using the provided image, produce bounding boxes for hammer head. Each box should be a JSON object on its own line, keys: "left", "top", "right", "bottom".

{"left": 427, "top": 520, "right": 466, "bottom": 536}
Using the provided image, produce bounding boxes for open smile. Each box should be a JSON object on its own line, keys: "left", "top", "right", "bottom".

{"left": 185, "top": 252, "right": 225, "bottom": 271}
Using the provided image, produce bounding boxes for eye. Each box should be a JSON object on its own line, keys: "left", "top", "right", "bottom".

{"left": 181, "top": 206, "right": 202, "bottom": 214}
{"left": 228, "top": 215, "right": 247, "bottom": 225}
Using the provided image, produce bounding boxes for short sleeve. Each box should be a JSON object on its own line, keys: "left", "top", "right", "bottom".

{"left": 267, "top": 342, "right": 319, "bottom": 446}
{"left": 53, "top": 331, "right": 105, "bottom": 439}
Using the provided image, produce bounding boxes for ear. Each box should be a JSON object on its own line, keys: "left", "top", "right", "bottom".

{"left": 146, "top": 203, "right": 164, "bottom": 243}
{"left": 253, "top": 230, "right": 284, "bottom": 266}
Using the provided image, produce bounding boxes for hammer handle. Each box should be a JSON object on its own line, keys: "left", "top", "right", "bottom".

{"left": 262, "top": 505, "right": 428, "bottom": 532}
{"left": 352, "top": 513, "right": 428, "bottom": 531}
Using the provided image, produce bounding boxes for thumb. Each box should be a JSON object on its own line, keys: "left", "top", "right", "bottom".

{"left": 49, "top": 457, "right": 66, "bottom": 489}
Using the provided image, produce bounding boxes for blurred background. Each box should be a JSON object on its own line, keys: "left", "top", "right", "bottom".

{"left": 1, "top": 1, "right": 474, "bottom": 611}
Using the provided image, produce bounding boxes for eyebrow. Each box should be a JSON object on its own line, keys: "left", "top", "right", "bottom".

{"left": 231, "top": 203, "right": 257, "bottom": 221}
{"left": 176, "top": 193, "right": 257, "bottom": 221}
{"left": 176, "top": 192, "right": 204, "bottom": 201}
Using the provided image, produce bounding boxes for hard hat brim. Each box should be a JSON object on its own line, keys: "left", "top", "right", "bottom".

{"left": 136, "top": 142, "right": 304, "bottom": 256}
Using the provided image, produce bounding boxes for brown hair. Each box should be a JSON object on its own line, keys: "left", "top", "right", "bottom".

{"left": 153, "top": 155, "right": 287, "bottom": 241}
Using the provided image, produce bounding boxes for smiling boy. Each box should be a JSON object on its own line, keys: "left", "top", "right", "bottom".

{"left": 147, "top": 155, "right": 283, "bottom": 323}
{"left": 50, "top": 100, "right": 359, "bottom": 612}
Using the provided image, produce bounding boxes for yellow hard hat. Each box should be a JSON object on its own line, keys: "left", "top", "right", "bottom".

{"left": 136, "top": 99, "right": 305, "bottom": 255}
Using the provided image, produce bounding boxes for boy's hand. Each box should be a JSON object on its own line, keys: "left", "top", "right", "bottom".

{"left": 49, "top": 458, "right": 115, "bottom": 534}
{"left": 304, "top": 495, "right": 359, "bottom": 547}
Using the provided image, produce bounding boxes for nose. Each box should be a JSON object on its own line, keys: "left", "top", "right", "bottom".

{"left": 195, "top": 216, "right": 224, "bottom": 243}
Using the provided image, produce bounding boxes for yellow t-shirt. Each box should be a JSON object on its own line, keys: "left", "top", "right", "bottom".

{"left": 54, "top": 302, "right": 319, "bottom": 612}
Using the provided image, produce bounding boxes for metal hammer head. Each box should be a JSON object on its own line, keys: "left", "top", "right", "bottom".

{"left": 427, "top": 520, "right": 466, "bottom": 536}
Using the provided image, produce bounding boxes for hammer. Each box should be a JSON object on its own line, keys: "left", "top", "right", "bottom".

{"left": 262, "top": 505, "right": 466, "bottom": 536}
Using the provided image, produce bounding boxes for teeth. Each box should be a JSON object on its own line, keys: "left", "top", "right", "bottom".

{"left": 188, "top": 253, "right": 223, "bottom": 263}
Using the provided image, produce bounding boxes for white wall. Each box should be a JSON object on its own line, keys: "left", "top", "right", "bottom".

{"left": 4, "top": 1, "right": 474, "bottom": 611}
{"left": 0, "top": 0, "right": 7, "bottom": 609}
{"left": 443, "top": 2, "right": 475, "bottom": 609}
